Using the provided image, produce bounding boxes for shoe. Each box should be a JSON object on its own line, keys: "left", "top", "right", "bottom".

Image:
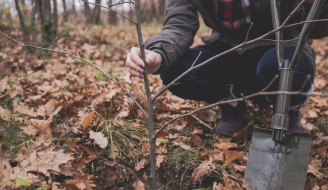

{"left": 287, "top": 110, "right": 302, "bottom": 134}
{"left": 215, "top": 102, "right": 246, "bottom": 136}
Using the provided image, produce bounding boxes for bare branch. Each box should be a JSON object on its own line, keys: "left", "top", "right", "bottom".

{"left": 107, "top": 0, "right": 134, "bottom": 8}
{"left": 80, "top": 0, "right": 136, "bottom": 24}
{"left": 0, "top": 31, "right": 148, "bottom": 117}
{"left": 298, "top": 74, "right": 311, "bottom": 93}
{"left": 191, "top": 114, "right": 213, "bottom": 130}
{"left": 261, "top": 37, "right": 298, "bottom": 43}
{"left": 191, "top": 51, "right": 202, "bottom": 68}
{"left": 244, "top": 22, "right": 253, "bottom": 43}
{"left": 261, "top": 74, "right": 279, "bottom": 92}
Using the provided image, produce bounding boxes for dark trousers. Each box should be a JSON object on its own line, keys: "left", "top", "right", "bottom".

{"left": 160, "top": 44, "right": 313, "bottom": 108}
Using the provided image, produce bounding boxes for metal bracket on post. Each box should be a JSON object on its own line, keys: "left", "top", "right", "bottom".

{"left": 271, "top": 60, "right": 294, "bottom": 143}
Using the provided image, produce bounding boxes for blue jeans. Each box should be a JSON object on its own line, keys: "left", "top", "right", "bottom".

{"left": 160, "top": 44, "right": 313, "bottom": 108}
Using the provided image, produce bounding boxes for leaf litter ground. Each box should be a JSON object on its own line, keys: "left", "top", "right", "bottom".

{"left": 0, "top": 21, "right": 328, "bottom": 190}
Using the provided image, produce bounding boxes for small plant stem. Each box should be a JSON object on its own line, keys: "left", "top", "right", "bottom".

{"left": 134, "top": 0, "right": 156, "bottom": 189}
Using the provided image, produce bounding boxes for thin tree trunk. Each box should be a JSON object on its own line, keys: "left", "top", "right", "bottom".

{"left": 14, "top": 0, "right": 28, "bottom": 35}
{"left": 150, "top": 0, "right": 159, "bottom": 22}
{"left": 31, "top": 0, "right": 37, "bottom": 44}
{"left": 53, "top": 0, "right": 58, "bottom": 37}
{"left": 84, "top": 1, "right": 92, "bottom": 23}
{"left": 72, "top": 0, "right": 76, "bottom": 15}
{"left": 92, "top": 0, "right": 101, "bottom": 24}
{"left": 108, "top": 0, "right": 118, "bottom": 25}
{"left": 39, "top": 0, "right": 55, "bottom": 47}
{"left": 62, "top": 0, "right": 68, "bottom": 22}
{"left": 159, "top": 0, "right": 165, "bottom": 21}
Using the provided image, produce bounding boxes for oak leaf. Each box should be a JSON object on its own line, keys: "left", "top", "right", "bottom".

{"left": 135, "top": 158, "right": 146, "bottom": 171}
{"left": 31, "top": 119, "right": 52, "bottom": 141}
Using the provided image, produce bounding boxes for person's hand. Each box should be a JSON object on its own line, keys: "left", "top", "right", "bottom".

{"left": 125, "top": 47, "right": 162, "bottom": 85}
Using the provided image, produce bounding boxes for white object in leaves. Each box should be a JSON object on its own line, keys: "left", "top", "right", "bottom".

{"left": 89, "top": 130, "right": 108, "bottom": 148}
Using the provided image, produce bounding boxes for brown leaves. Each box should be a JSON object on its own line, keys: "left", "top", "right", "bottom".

{"left": 20, "top": 125, "right": 38, "bottom": 136}
{"left": 31, "top": 119, "right": 52, "bottom": 141}
{"left": 192, "top": 158, "right": 216, "bottom": 182}
{"left": 223, "top": 150, "right": 242, "bottom": 163}
{"left": 188, "top": 135, "right": 203, "bottom": 146}
{"left": 82, "top": 111, "right": 94, "bottom": 132}
{"left": 20, "top": 144, "right": 74, "bottom": 175}
{"left": 45, "top": 99, "right": 56, "bottom": 115}
{"left": 133, "top": 179, "right": 145, "bottom": 190}
{"left": 135, "top": 158, "right": 146, "bottom": 171}
{"left": 215, "top": 142, "right": 238, "bottom": 150}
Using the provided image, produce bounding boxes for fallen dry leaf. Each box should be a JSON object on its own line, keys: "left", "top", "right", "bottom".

{"left": 307, "top": 159, "right": 324, "bottom": 177}
{"left": 20, "top": 125, "right": 38, "bottom": 136}
{"left": 45, "top": 99, "right": 56, "bottom": 115}
{"left": 135, "top": 158, "right": 146, "bottom": 171}
{"left": 192, "top": 158, "right": 215, "bottom": 182}
{"left": 215, "top": 142, "right": 238, "bottom": 150}
{"left": 82, "top": 111, "right": 94, "bottom": 132}
{"left": 133, "top": 179, "right": 145, "bottom": 190}
{"left": 31, "top": 119, "right": 53, "bottom": 141}
{"left": 156, "top": 155, "right": 166, "bottom": 169}
{"left": 223, "top": 149, "right": 242, "bottom": 163}
{"left": 188, "top": 135, "right": 203, "bottom": 146}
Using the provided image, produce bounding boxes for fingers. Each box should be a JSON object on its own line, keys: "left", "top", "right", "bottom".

{"left": 126, "top": 52, "right": 144, "bottom": 74}
{"left": 130, "top": 47, "right": 146, "bottom": 68}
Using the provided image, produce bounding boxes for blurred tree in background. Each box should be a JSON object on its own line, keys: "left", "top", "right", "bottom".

{"left": 0, "top": 0, "right": 167, "bottom": 46}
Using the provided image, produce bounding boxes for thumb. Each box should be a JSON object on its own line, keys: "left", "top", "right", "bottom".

{"left": 145, "top": 52, "right": 158, "bottom": 67}
{"left": 125, "top": 72, "right": 133, "bottom": 86}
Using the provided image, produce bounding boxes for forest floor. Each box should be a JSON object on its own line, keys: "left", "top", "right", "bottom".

{"left": 0, "top": 20, "right": 328, "bottom": 190}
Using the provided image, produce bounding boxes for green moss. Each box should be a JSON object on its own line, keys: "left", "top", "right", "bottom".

{"left": 42, "top": 22, "right": 56, "bottom": 48}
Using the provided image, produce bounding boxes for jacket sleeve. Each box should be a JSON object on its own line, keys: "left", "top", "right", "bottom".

{"left": 144, "top": 0, "right": 199, "bottom": 74}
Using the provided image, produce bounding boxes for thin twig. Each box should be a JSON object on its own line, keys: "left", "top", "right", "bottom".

{"left": 191, "top": 114, "right": 213, "bottom": 130}
{"left": 107, "top": 0, "right": 134, "bottom": 8}
{"left": 244, "top": 22, "right": 253, "bottom": 43}
{"left": 80, "top": 0, "right": 136, "bottom": 24}
{"left": 261, "top": 37, "right": 298, "bottom": 43}
{"left": 0, "top": 31, "right": 148, "bottom": 117}
{"left": 261, "top": 74, "right": 279, "bottom": 92}
{"left": 299, "top": 74, "right": 311, "bottom": 92}
{"left": 191, "top": 51, "right": 202, "bottom": 68}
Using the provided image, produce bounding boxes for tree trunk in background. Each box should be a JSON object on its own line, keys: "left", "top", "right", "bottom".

{"left": 159, "top": 0, "right": 166, "bottom": 21}
{"left": 92, "top": 0, "right": 101, "bottom": 24}
{"left": 31, "top": 0, "right": 37, "bottom": 44}
{"left": 129, "top": 3, "right": 133, "bottom": 23}
{"left": 14, "top": 0, "right": 28, "bottom": 35}
{"left": 84, "top": 1, "right": 92, "bottom": 24}
{"left": 72, "top": 0, "right": 76, "bottom": 15}
{"left": 62, "top": 0, "right": 68, "bottom": 22}
{"left": 53, "top": 0, "right": 58, "bottom": 37}
{"left": 108, "top": 0, "right": 118, "bottom": 25}
{"left": 39, "top": 0, "right": 56, "bottom": 47}
{"left": 150, "top": 0, "right": 159, "bottom": 22}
